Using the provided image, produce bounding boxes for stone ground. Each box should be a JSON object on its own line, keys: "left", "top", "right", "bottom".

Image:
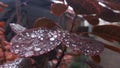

{"left": 100, "top": 48, "right": 120, "bottom": 68}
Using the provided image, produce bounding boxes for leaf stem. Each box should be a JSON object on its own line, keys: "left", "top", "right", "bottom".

{"left": 70, "top": 14, "right": 78, "bottom": 32}
{"left": 15, "top": 0, "right": 21, "bottom": 24}
{"left": 55, "top": 14, "right": 78, "bottom": 68}
{"left": 55, "top": 46, "right": 66, "bottom": 68}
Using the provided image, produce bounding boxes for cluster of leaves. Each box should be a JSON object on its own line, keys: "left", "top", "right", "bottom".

{"left": 52, "top": 0, "right": 120, "bottom": 25}
{"left": 0, "top": 18, "right": 104, "bottom": 68}
{"left": 9, "top": 17, "right": 103, "bottom": 68}
{"left": 50, "top": 0, "right": 120, "bottom": 67}
{"left": 0, "top": 0, "right": 120, "bottom": 68}
{"left": 65, "top": 0, "right": 120, "bottom": 25}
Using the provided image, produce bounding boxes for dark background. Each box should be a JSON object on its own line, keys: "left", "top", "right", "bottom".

{"left": 0, "top": 0, "right": 60, "bottom": 41}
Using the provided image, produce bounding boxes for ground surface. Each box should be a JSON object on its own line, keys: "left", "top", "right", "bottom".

{"left": 101, "top": 48, "right": 120, "bottom": 68}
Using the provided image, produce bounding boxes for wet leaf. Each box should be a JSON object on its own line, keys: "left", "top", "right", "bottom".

{"left": 10, "top": 24, "right": 104, "bottom": 57}
{"left": 33, "top": 17, "right": 58, "bottom": 29}
{"left": 10, "top": 28, "right": 62, "bottom": 57}
{"left": 62, "top": 33, "right": 104, "bottom": 56}
{"left": 51, "top": 3, "right": 68, "bottom": 16}
{"left": 10, "top": 23, "right": 26, "bottom": 34}
{"left": 66, "top": 0, "right": 101, "bottom": 15}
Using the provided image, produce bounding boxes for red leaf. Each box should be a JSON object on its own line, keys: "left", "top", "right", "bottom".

{"left": 99, "top": 7, "right": 120, "bottom": 22}
{"left": 66, "top": 0, "right": 101, "bottom": 15}
{"left": 83, "top": 16, "right": 99, "bottom": 25}
{"left": 104, "top": 44, "right": 120, "bottom": 53}
{"left": 51, "top": 3, "right": 68, "bottom": 16}
{"left": 98, "top": 0, "right": 120, "bottom": 10}
{"left": 10, "top": 28, "right": 62, "bottom": 57}
{"left": 62, "top": 33, "right": 104, "bottom": 56}
{"left": 93, "top": 25, "right": 120, "bottom": 42}
{"left": 33, "top": 17, "right": 58, "bottom": 29}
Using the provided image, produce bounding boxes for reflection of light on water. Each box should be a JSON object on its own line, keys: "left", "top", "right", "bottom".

{"left": 98, "top": 2, "right": 106, "bottom": 7}
{"left": 99, "top": 2, "right": 120, "bottom": 13}
{"left": 99, "top": 19, "right": 111, "bottom": 25}
{"left": 51, "top": 0, "right": 63, "bottom": 3}
{"left": 99, "top": 19, "right": 119, "bottom": 25}
{"left": 52, "top": 0, "right": 73, "bottom": 10}
{"left": 84, "top": 18, "right": 118, "bottom": 26}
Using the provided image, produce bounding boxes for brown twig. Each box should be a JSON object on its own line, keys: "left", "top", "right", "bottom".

{"left": 55, "top": 46, "right": 66, "bottom": 68}
{"left": 70, "top": 14, "right": 78, "bottom": 32}
{"left": 15, "top": 0, "right": 22, "bottom": 24}
{"left": 55, "top": 14, "right": 78, "bottom": 68}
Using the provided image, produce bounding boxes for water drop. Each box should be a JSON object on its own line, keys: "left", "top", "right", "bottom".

{"left": 96, "top": 50, "right": 99, "bottom": 53}
{"left": 72, "top": 44, "right": 76, "bottom": 47}
{"left": 34, "top": 47, "right": 41, "bottom": 51}
{"left": 16, "top": 45, "right": 19, "bottom": 48}
{"left": 26, "top": 33, "right": 30, "bottom": 37}
{"left": 47, "top": 49, "right": 50, "bottom": 51}
{"left": 40, "top": 51, "right": 44, "bottom": 54}
{"left": 87, "top": 50, "right": 90, "bottom": 53}
{"left": 53, "top": 35, "right": 57, "bottom": 38}
{"left": 40, "top": 38, "right": 44, "bottom": 40}
{"left": 25, "top": 51, "right": 34, "bottom": 57}
{"left": 15, "top": 49, "right": 20, "bottom": 53}
{"left": 50, "top": 37, "right": 55, "bottom": 41}
{"left": 31, "top": 34, "right": 36, "bottom": 38}
{"left": 18, "top": 38, "right": 22, "bottom": 40}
